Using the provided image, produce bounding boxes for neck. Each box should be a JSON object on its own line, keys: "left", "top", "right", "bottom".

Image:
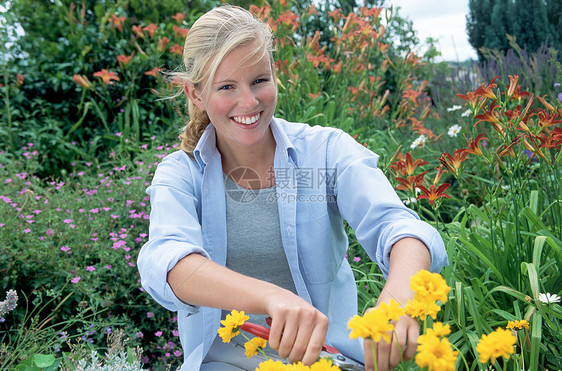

{"left": 218, "top": 128, "right": 276, "bottom": 172}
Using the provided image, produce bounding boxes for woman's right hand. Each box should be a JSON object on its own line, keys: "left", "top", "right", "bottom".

{"left": 265, "top": 291, "right": 329, "bottom": 365}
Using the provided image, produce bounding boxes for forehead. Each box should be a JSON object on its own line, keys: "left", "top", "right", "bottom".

{"left": 213, "top": 43, "right": 272, "bottom": 81}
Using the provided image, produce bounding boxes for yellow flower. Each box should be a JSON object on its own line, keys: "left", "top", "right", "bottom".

{"left": 285, "top": 362, "right": 309, "bottom": 370}
{"left": 405, "top": 298, "right": 441, "bottom": 320}
{"left": 217, "top": 309, "right": 249, "bottom": 343}
{"left": 506, "top": 319, "right": 529, "bottom": 330}
{"left": 310, "top": 358, "right": 341, "bottom": 370}
{"left": 410, "top": 270, "right": 451, "bottom": 303}
{"left": 244, "top": 337, "right": 267, "bottom": 358}
{"left": 415, "top": 335, "right": 458, "bottom": 371}
{"left": 377, "top": 299, "right": 406, "bottom": 321}
{"left": 256, "top": 359, "right": 288, "bottom": 370}
{"left": 348, "top": 307, "right": 394, "bottom": 343}
{"left": 476, "top": 327, "right": 516, "bottom": 364}
{"left": 426, "top": 322, "right": 451, "bottom": 337}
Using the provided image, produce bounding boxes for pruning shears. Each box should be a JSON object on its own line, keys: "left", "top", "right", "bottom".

{"left": 240, "top": 318, "right": 364, "bottom": 370}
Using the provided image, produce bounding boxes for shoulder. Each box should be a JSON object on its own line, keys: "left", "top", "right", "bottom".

{"left": 152, "top": 150, "right": 200, "bottom": 186}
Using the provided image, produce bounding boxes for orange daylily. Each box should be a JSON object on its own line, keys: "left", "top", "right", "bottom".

{"left": 117, "top": 53, "right": 134, "bottom": 65}
{"left": 536, "top": 127, "right": 562, "bottom": 150}
{"left": 417, "top": 183, "right": 450, "bottom": 206}
{"left": 439, "top": 150, "right": 468, "bottom": 177}
{"left": 507, "top": 75, "right": 530, "bottom": 99}
{"left": 131, "top": 25, "right": 144, "bottom": 38}
{"left": 143, "top": 23, "right": 159, "bottom": 37}
{"left": 158, "top": 37, "right": 170, "bottom": 52}
{"left": 108, "top": 14, "right": 126, "bottom": 32}
{"left": 72, "top": 74, "right": 93, "bottom": 90}
{"left": 173, "top": 25, "right": 189, "bottom": 38}
{"left": 464, "top": 134, "right": 488, "bottom": 156}
{"left": 93, "top": 69, "right": 120, "bottom": 85}
{"left": 169, "top": 44, "right": 183, "bottom": 55}
{"left": 432, "top": 165, "right": 448, "bottom": 186}
{"left": 145, "top": 67, "right": 162, "bottom": 77}
{"left": 16, "top": 73, "right": 24, "bottom": 87}
{"left": 496, "top": 135, "right": 522, "bottom": 157}
{"left": 171, "top": 12, "right": 185, "bottom": 23}
{"left": 536, "top": 109, "right": 562, "bottom": 131}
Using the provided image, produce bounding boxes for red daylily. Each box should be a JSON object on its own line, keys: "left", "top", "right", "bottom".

{"left": 396, "top": 172, "right": 428, "bottom": 192}
{"left": 474, "top": 99, "right": 504, "bottom": 136}
{"left": 417, "top": 183, "right": 450, "bottom": 206}
{"left": 464, "top": 134, "right": 488, "bottom": 156}
{"left": 439, "top": 149, "right": 468, "bottom": 177}
{"left": 507, "top": 75, "right": 530, "bottom": 99}
{"left": 474, "top": 76, "right": 500, "bottom": 100}
{"left": 537, "top": 109, "right": 562, "bottom": 131}
{"left": 93, "top": 69, "right": 119, "bottom": 85}
{"left": 390, "top": 152, "right": 428, "bottom": 177}
{"left": 432, "top": 165, "right": 448, "bottom": 186}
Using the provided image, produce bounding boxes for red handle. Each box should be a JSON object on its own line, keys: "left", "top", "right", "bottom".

{"left": 239, "top": 318, "right": 341, "bottom": 354}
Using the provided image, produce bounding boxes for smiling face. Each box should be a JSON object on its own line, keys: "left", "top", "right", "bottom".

{"left": 188, "top": 42, "right": 278, "bottom": 158}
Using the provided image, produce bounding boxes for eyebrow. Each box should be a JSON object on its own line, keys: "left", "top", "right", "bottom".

{"left": 213, "top": 71, "right": 271, "bottom": 86}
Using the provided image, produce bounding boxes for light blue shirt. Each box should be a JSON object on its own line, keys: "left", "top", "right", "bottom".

{"left": 137, "top": 117, "right": 448, "bottom": 370}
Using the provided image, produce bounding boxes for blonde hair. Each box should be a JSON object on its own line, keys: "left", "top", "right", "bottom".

{"left": 176, "top": 5, "right": 275, "bottom": 156}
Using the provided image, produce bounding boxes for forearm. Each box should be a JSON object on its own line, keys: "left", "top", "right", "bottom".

{"left": 167, "top": 253, "right": 292, "bottom": 314}
{"left": 379, "top": 237, "right": 431, "bottom": 303}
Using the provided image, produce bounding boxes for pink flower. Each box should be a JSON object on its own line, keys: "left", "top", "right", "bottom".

{"left": 353, "top": 257, "right": 361, "bottom": 262}
{"left": 23, "top": 228, "right": 31, "bottom": 233}
{"left": 174, "top": 350, "right": 182, "bottom": 357}
{"left": 46, "top": 228, "right": 54, "bottom": 236}
{"left": 60, "top": 246, "right": 71, "bottom": 252}
{"left": 147, "top": 312, "right": 154, "bottom": 318}
{"left": 105, "top": 264, "right": 112, "bottom": 270}
{"left": 86, "top": 266, "right": 96, "bottom": 272}
{"left": 155, "top": 331, "right": 163, "bottom": 337}
{"left": 71, "top": 276, "right": 81, "bottom": 284}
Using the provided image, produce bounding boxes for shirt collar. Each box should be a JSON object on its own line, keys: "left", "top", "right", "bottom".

{"left": 192, "top": 117, "right": 298, "bottom": 170}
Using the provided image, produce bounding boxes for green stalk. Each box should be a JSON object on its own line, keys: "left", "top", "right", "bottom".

{"left": 3, "top": 71, "right": 14, "bottom": 152}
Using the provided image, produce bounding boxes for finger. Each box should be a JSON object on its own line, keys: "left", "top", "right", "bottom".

{"left": 404, "top": 321, "right": 420, "bottom": 360}
{"left": 364, "top": 339, "right": 375, "bottom": 371}
{"left": 277, "top": 316, "right": 298, "bottom": 359}
{"left": 268, "top": 315, "right": 285, "bottom": 351}
{"left": 376, "top": 338, "right": 391, "bottom": 371}
{"left": 300, "top": 316, "right": 328, "bottom": 365}
{"left": 389, "top": 324, "right": 407, "bottom": 368}
{"left": 287, "top": 313, "right": 314, "bottom": 363}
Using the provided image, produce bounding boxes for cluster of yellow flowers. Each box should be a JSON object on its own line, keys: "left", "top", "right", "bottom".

{"left": 476, "top": 327, "right": 517, "bottom": 364}
{"left": 217, "top": 310, "right": 341, "bottom": 370}
{"left": 255, "top": 358, "right": 340, "bottom": 370}
{"left": 415, "top": 322, "right": 458, "bottom": 371}
{"left": 347, "top": 299, "right": 404, "bottom": 343}
{"left": 218, "top": 309, "right": 250, "bottom": 343}
{"left": 405, "top": 269, "right": 451, "bottom": 319}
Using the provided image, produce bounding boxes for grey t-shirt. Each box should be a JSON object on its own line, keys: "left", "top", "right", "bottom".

{"left": 224, "top": 174, "right": 298, "bottom": 326}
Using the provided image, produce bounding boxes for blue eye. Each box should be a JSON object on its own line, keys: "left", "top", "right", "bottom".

{"left": 219, "top": 85, "right": 233, "bottom": 90}
{"left": 254, "top": 78, "right": 268, "bottom": 84}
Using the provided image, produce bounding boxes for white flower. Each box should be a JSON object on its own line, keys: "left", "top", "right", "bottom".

{"left": 402, "top": 197, "right": 417, "bottom": 205}
{"left": 410, "top": 134, "right": 427, "bottom": 149}
{"left": 448, "top": 124, "right": 462, "bottom": 137}
{"left": 461, "top": 109, "right": 472, "bottom": 117}
{"left": 539, "top": 293, "right": 561, "bottom": 304}
{"left": 447, "top": 105, "right": 462, "bottom": 112}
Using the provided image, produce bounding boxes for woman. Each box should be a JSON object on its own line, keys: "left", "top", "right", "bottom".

{"left": 137, "top": 5, "right": 448, "bottom": 371}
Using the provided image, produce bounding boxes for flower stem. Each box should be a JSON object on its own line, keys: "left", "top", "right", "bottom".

{"left": 371, "top": 340, "right": 378, "bottom": 371}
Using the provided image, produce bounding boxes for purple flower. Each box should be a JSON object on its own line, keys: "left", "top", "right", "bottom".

{"left": 558, "top": 92, "right": 562, "bottom": 102}
{"left": 86, "top": 266, "right": 95, "bottom": 272}
{"left": 155, "top": 331, "right": 163, "bottom": 337}
{"left": 174, "top": 350, "right": 182, "bottom": 357}
{"left": 353, "top": 257, "right": 361, "bottom": 262}
{"left": 60, "top": 246, "right": 71, "bottom": 252}
{"left": 70, "top": 276, "right": 81, "bottom": 284}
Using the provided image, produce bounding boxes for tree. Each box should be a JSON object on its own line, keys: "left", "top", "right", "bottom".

{"left": 467, "top": 0, "right": 560, "bottom": 61}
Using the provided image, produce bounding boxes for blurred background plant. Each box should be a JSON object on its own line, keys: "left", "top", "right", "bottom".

{"left": 1, "top": 0, "right": 560, "bottom": 369}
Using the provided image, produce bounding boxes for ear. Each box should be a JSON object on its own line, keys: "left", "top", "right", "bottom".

{"left": 184, "top": 82, "right": 205, "bottom": 111}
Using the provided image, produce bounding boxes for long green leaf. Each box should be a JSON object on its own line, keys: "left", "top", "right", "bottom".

{"left": 529, "top": 312, "right": 542, "bottom": 371}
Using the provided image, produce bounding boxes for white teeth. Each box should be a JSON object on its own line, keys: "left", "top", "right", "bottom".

{"left": 233, "top": 113, "right": 260, "bottom": 125}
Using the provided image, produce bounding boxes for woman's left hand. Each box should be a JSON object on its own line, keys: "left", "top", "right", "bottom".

{"left": 362, "top": 295, "right": 420, "bottom": 371}
{"left": 363, "top": 237, "right": 431, "bottom": 371}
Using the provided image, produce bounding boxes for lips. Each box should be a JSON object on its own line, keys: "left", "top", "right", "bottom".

{"left": 231, "top": 112, "right": 261, "bottom": 125}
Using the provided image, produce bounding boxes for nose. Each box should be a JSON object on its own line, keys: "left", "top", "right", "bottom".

{"left": 238, "top": 86, "right": 259, "bottom": 109}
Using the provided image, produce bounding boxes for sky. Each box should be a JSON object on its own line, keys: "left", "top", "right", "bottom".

{"left": 385, "top": 0, "right": 478, "bottom": 62}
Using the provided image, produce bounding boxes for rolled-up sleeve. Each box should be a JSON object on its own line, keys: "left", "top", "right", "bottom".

{"left": 137, "top": 154, "right": 209, "bottom": 314}
{"left": 328, "top": 130, "right": 448, "bottom": 277}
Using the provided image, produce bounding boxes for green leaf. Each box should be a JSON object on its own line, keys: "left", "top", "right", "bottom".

{"left": 33, "top": 354, "right": 55, "bottom": 367}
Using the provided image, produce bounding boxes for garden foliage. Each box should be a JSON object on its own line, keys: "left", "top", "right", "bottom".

{"left": 1, "top": 0, "right": 561, "bottom": 370}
